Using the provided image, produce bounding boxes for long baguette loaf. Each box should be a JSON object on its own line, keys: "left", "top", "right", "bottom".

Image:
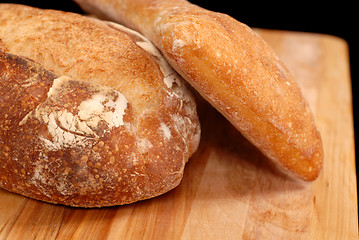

{"left": 0, "top": 4, "right": 200, "bottom": 207}
{"left": 74, "top": 0, "right": 324, "bottom": 181}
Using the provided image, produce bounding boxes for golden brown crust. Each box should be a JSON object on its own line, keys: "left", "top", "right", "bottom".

{"left": 74, "top": 0, "right": 323, "bottom": 181}
{"left": 0, "top": 4, "right": 200, "bottom": 207}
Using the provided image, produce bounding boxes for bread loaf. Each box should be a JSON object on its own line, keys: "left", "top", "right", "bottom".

{"left": 74, "top": 0, "right": 323, "bottom": 181}
{"left": 0, "top": 4, "right": 200, "bottom": 207}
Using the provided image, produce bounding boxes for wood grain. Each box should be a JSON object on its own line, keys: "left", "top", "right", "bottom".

{"left": 0, "top": 30, "right": 358, "bottom": 240}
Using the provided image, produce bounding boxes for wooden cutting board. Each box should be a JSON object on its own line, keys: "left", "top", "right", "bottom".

{"left": 0, "top": 29, "right": 357, "bottom": 240}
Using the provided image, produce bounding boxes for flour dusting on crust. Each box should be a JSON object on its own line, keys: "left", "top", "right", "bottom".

{"left": 106, "top": 21, "right": 182, "bottom": 89}
{"left": 78, "top": 91, "right": 128, "bottom": 129}
{"left": 19, "top": 76, "right": 129, "bottom": 151}
{"left": 160, "top": 122, "right": 171, "bottom": 140}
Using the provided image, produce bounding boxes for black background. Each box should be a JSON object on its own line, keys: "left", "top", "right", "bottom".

{"left": 2, "top": 0, "right": 358, "bottom": 157}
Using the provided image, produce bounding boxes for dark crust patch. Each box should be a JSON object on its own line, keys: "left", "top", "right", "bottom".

{"left": 0, "top": 51, "right": 55, "bottom": 134}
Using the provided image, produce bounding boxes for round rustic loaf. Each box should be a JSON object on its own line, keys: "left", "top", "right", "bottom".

{"left": 0, "top": 4, "right": 200, "bottom": 207}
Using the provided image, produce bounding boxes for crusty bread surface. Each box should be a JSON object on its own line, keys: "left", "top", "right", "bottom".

{"left": 0, "top": 4, "right": 200, "bottom": 207}
{"left": 74, "top": 0, "right": 324, "bottom": 181}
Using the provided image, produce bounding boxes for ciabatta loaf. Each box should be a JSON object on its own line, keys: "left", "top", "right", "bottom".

{"left": 74, "top": 0, "right": 323, "bottom": 181}
{"left": 0, "top": 4, "right": 200, "bottom": 207}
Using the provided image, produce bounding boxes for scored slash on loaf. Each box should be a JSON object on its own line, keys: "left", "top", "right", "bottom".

{"left": 0, "top": 4, "right": 200, "bottom": 207}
